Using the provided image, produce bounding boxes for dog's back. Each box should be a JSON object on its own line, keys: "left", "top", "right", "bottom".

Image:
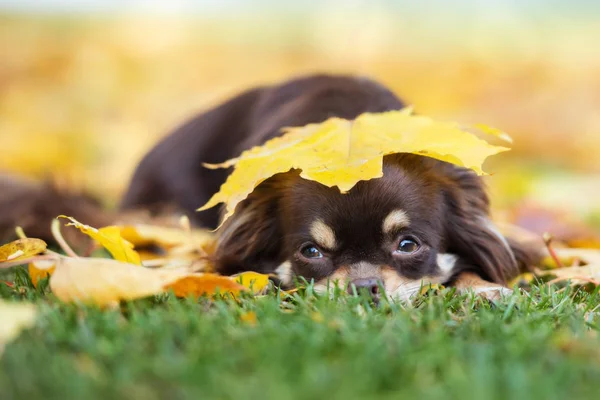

{"left": 121, "top": 75, "right": 405, "bottom": 228}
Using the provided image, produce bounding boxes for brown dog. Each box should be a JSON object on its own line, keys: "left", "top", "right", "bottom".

{"left": 122, "top": 74, "right": 536, "bottom": 301}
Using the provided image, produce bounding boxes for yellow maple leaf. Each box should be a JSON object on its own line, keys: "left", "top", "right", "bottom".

{"left": 0, "top": 239, "right": 47, "bottom": 263}
{"left": 59, "top": 216, "right": 141, "bottom": 265}
{"left": 199, "top": 109, "right": 510, "bottom": 226}
{"left": 0, "top": 300, "right": 37, "bottom": 355}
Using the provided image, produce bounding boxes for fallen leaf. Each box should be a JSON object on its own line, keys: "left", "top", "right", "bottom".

{"left": 553, "top": 248, "right": 600, "bottom": 266}
{"left": 533, "top": 248, "right": 600, "bottom": 286}
{"left": 49, "top": 257, "right": 187, "bottom": 306}
{"left": 28, "top": 260, "right": 56, "bottom": 288}
{"left": 0, "top": 300, "right": 37, "bottom": 355}
{"left": 419, "top": 283, "right": 445, "bottom": 296}
{"left": 240, "top": 311, "right": 257, "bottom": 326}
{"left": 507, "top": 203, "right": 600, "bottom": 249}
{"left": 119, "top": 224, "right": 216, "bottom": 270}
{"left": 199, "top": 109, "right": 510, "bottom": 226}
{"left": 282, "top": 288, "right": 299, "bottom": 296}
{"left": 0, "top": 238, "right": 47, "bottom": 263}
{"left": 166, "top": 273, "right": 247, "bottom": 298}
{"left": 119, "top": 224, "right": 214, "bottom": 249}
{"left": 508, "top": 272, "right": 536, "bottom": 287}
{"left": 543, "top": 265, "right": 600, "bottom": 286}
{"left": 59, "top": 216, "right": 141, "bottom": 265}
{"left": 233, "top": 271, "right": 270, "bottom": 294}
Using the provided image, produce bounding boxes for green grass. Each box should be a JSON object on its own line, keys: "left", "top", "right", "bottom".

{"left": 1, "top": 267, "right": 600, "bottom": 400}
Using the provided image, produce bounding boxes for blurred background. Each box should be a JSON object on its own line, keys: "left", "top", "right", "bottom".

{"left": 1, "top": 0, "right": 599, "bottom": 237}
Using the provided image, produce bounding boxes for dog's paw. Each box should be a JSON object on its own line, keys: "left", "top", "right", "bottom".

{"left": 471, "top": 286, "right": 514, "bottom": 303}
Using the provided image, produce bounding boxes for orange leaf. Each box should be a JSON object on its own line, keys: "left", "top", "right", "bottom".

{"left": 28, "top": 260, "right": 56, "bottom": 288}
{"left": 232, "top": 271, "right": 270, "bottom": 294}
{"left": 166, "top": 273, "right": 247, "bottom": 298}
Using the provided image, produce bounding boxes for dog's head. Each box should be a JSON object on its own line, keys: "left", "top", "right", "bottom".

{"left": 214, "top": 153, "right": 519, "bottom": 300}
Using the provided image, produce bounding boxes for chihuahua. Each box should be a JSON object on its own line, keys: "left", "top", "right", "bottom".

{"left": 122, "top": 75, "right": 536, "bottom": 301}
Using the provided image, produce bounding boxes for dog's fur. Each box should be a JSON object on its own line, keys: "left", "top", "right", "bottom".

{"left": 0, "top": 174, "right": 113, "bottom": 249}
{"left": 122, "top": 74, "right": 537, "bottom": 300}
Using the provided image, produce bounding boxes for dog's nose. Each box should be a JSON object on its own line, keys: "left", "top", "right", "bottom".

{"left": 347, "top": 278, "right": 382, "bottom": 296}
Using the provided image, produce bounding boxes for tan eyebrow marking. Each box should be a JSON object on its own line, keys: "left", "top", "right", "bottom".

{"left": 382, "top": 209, "right": 410, "bottom": 234}
{"left": 310, "top": 219, "right": 337, "bottom": 250}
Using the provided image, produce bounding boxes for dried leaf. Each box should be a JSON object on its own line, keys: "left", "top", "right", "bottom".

{"left": 419, "top": 283, "right": 445, "bottom": 296}
{"left": 120, "top": 223, "right": 216, "bottom": 268}
{"left": 240, "top": 311, "right": 257, "bottom": 326}
{"left": 508, "top": 272, "right": 536, "bottom": 287}
{"left": 539, "top": 248, "right": 600, "bottom": 270}
{"left": 166, "top": 273, "right": 247, "bottom": 298}
{"left": 508, "top": 203, "right": 600, "bottom": 249}
{"left": 119, "top": 224, "right": 214, "bottom": 249}
{"left": 544, "top": 265, "right": 600, "bottom": 285}
{"left": 553, "top": 248, "right": 600, "bottom": 265}
{"left": 47, "top": 256, "right": 253, "bottom": 305}
{"left": 0, "top": 300, "right": 37, "bottom": 355}
{"left": 535, "top": 248, "right": 600, "bottom": 286}
{"left": 49, "top": 257, "right": 187, "bottom": 306}
{"left": 59, "top": 216, "right": 141, "bottom": 265}
{"left": 28, "top": 260, "right": 56, "bottom": 288}
{"left": 199, "top": 109, "right": 510, "bottom": 226}
{"left": 233, "top": 271, "right": 270, "bottom": 294}
{"left": 0, "top": 238, "right": 47, "bottom": 263}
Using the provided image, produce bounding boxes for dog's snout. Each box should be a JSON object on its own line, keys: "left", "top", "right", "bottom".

{"left": 347, "top": 278, "right": 381, "bottom": 296}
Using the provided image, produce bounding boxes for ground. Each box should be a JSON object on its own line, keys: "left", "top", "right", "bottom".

{"left": 1, "top": 267, "right": 599, "bottom": 400}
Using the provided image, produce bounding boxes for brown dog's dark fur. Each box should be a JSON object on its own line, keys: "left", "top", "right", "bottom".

{"left": 0, "top": 174, "right": 113, "bottom": 248}
{"left": 122, "top": 74, "right": 537, "bottom": 298}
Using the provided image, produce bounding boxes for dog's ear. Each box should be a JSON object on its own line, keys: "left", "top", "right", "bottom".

{"left": 442, "top": 168, "right": 520, "bottom": 284}
{"left": 212, "top": 177, "right": 286, "bottom": 276}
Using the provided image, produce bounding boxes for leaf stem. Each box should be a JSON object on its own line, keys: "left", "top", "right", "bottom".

{"left": 543, "top": 232, "right": 564, "bottom": 269}
{"left": 51, "top": 219, "right": 79, "bottom": 258}
{"left": 15, "top": 226, "right": 27, "bottom": 239}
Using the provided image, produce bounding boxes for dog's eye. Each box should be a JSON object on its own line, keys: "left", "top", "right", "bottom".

{"left": 300, "top": 244, "right": 323, "bottom": 259}
{"left": 396, "top": 238, "right": 419, "bottom": 254}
